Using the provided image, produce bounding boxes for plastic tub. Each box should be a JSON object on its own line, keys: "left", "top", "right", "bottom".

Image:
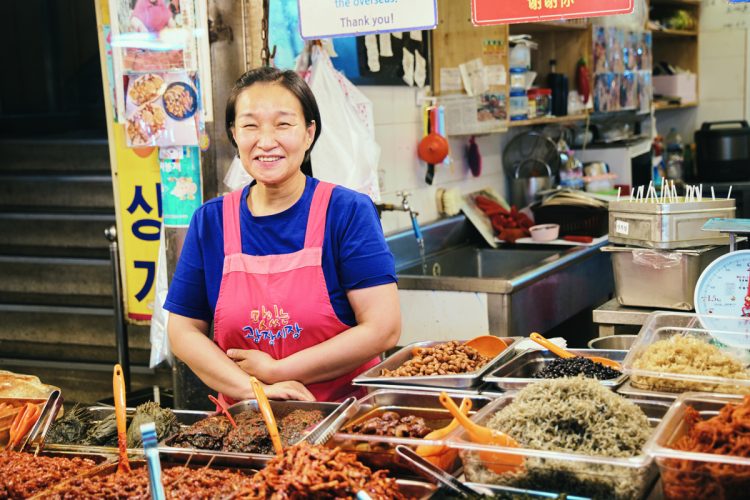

{"left": 447, "top": 395, "right": 671, "bottom": 499}
{"left": 509, "top": 67, "right": 527, "bottom": 90}
{"left": 622, "top": 311, "right": 750, "bottom": 395}
{"left": 645, "top": 392, "right": 749, "bottom": 500}
{"left": 509, "top": 88, "right": 529, "bottom": 121}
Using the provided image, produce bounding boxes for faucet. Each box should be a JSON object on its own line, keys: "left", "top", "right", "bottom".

{"left": 376, "top": 192, "right": 424, "bottom": 253}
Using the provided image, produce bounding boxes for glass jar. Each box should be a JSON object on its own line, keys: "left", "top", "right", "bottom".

{"left": 528, "top": 88, "right": 552, "bottom": 117}
{"left": 509, "top": 88, "right": 529, "bottom": 121}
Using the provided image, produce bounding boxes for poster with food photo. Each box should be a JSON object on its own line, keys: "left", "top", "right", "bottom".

{"left": 109, "top": 0, "right": 197, "bottom": 73}
{"left": 124, "top": 72, "right": 199, "bottom": 147}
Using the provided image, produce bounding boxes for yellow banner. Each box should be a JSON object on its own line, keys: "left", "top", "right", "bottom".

{"left": 113, "top": 128, "right": 162, "bottom": 323}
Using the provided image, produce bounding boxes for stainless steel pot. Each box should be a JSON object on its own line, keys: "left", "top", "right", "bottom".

{"left": 587, "top": 335, "right": 637, "bottom": 350}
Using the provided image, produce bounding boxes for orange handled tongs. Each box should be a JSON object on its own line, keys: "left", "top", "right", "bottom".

{"left": 250, "top": 377, "right": 283, "bottom": 456}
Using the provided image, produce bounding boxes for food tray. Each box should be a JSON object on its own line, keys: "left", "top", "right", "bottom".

{"left": 353, "top": 337, "right": 520, "bottom": 389}
{"left": 0, "top": 397, "right": 47, "bottom": 447}
{"left": 645, "top": 392, "right": 749, "bottom": 500}
{"left": 42, "top": 405, "right": 209, "bottom": 455}
{"left": 616, "top": 379, "right": 679, "bottom": 401}
{"left": 483, "top": 349, "right": 628, "bottom": 391}
{"left": 330, "top": 389, "right": 494, "bottom": 475}
{"left": 608, "top": 199, "right": 735, "bottom": 249}
{"left": 622, "top": 311, "right": 750, "bottom": 396}
{"left": 5, "top": 449, "right": 115, "bottom": 500}
{"left": 448, "top": 395, "right": 672, "bottom": 500}
{"left": 159, "top": 400, "right": 341, "bottom": 464}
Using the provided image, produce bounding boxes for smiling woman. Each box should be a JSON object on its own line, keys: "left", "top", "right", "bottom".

{"left": 164, "top": 67, "right": 401, "bottom": 405}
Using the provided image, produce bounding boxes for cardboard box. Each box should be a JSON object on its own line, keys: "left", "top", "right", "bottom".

{"left": 653, "top": 73, "right": 697, "bottom": 103}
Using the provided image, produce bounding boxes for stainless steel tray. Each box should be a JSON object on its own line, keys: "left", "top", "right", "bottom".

{"left": 43, "top": 405, "right": 210, "bottom": 455}
{"left": 330, "top": 389, "right": 494, "bottom": 476}
{"left": 353, "top": 337, "right": 520, "bottom": 389}
{"left": 483, "top": 349, "right": 628, "bottom": 391}
{"left": 608, "top": 199, "right": 735, "bottom": 249}
{"left": 464, "top": 482, "right": 592, "bottom": 499}
{"left": 159, "top": 400, "right": 341, "bottom": 464}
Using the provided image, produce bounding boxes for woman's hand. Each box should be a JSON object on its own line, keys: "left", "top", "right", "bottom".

{"left": 227, "top": 348, "right": 280, "bottom": 381}
{"left": 260, "top": 380, "right": 315, "bottom": 401}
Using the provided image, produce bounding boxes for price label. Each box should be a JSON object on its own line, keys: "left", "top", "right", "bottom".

{"left": 615, "top": 220, "right": 629, "bottom": 235}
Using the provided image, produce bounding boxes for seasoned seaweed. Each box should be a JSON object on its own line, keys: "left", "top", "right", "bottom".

{"left": 46, "top": 404, "right": 93, "bottom": 445}
{"left": 168, "top": 415, "right": 233, "bottom": 450}
{"left": 84, "top": 413, "right": 118, "bottom": 447}
{"left": 126, "top": 401, "right": 179, "bottom": 448}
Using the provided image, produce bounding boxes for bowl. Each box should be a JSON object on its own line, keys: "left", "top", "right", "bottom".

{"left": 529, "top": 223, "right": 559, "bottom": 242}
{"left": 587, "top": 335, "right": 637, "bottom": 350}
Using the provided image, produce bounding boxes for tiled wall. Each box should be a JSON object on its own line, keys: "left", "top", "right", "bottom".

{"left": 360, "top": 86, "right": 508, "bottom": 235}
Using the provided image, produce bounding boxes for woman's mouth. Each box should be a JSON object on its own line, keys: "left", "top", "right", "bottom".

{"left": 255, "top": 155, "right": 283, "bottom": 166}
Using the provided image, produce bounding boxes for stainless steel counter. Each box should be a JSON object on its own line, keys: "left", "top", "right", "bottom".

{"left": 592, "top": 298, "right": 655, "bottom": 336}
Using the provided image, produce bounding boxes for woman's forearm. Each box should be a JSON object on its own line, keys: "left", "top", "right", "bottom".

{"left": 169, "top": 326, "right": 254, "bottom": 401}
{"left": 273, "top": 321, "right": 399, "bottom": 384}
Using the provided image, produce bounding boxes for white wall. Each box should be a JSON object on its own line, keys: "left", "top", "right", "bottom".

{"left": 359, "top": 86, "right": 508, "bottom": 234}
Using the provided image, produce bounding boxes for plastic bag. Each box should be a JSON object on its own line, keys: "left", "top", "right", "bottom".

{"left": 149, "top": 229, "right": 172, "bottom": 368}
{"left": 632, "top": 249, "right": 683, "bottom": 269}
{"left": 307, "top": 46, "right": 381, "bottom": 201}
{"left": 223, "top": 155, "right": 252, "bottom": 191}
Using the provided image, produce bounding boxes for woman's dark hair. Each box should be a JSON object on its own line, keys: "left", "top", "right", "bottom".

{"left": 225, "top": 67, "right": 321, "bottom": 177}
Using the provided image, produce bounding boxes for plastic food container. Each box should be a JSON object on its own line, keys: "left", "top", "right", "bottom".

{"left": 509, "top": 67, "right": 527, "bottom": 89}
{"left": 330, "top": 390, "right": 493, "bottom": 475}
{"left": 528, "top": 88, "right": 552, "bottom": 117}
{"left": 447, "top": 395, "right": 671, "bottom": 500}
{"left": 601, "top": 245, "right": 728, "bottom": 310}
{"left": 622, "top": 311, "right": 750, "bottom": 396}
{"left": 509, "top": 88, "right": 529, "bottom": 121}
{"left": 645, "top": 392, "right": 749, "bottom": 500}
{"left": 608, "top": 199, "right": 735, "bottom": 249}
{"left": 529, "top": 223, "right": 560, "bottom": 242}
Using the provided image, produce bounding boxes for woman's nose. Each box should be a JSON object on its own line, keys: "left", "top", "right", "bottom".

{"left": 255, "top": 127, "right": 278, "bottom": 148}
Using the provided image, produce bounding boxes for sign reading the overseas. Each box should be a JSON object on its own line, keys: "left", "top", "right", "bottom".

{"left": 472, "top": 0, "right": 634, "bottom": 26}
{"left": 297, "top": 0, "right": 437, "bottom": 39}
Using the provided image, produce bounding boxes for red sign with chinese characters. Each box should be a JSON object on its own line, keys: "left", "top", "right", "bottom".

{"left": 472, "top": 0, "right": 634, "bottom": 26}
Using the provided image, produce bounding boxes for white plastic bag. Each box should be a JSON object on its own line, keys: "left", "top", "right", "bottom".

{"left": 307, "top": 46, "right": 381, "bottom": 201}
{"left": 223, "top": 155, "right": 252, "bottom": 192}
{"left": 149, "top": 229, "right": 172, "bottom": 368}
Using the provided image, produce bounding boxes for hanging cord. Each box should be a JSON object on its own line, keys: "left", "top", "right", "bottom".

{"left": 260, "top": 0, "right": 276, "bottom": 66}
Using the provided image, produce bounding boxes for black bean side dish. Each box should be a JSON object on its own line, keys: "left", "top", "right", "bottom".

{"left": 533, "top": 357, "right": 621, "bottom": 380}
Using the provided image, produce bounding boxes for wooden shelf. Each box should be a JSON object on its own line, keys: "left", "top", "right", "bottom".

{"left": 652, "top": 28, "right": 698, "bottom": 38}
{"left": 509, "top": 113, "right": 588, "bottom": 128}
{"left": 654, "top": 101, "right": 698, "bottom": 111}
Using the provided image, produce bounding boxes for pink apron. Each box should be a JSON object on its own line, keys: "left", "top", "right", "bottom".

{"left": 213, "top": 181, "right": 379, "bottom": 403}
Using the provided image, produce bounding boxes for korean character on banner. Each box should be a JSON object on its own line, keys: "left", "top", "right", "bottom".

{"left": 126, "top": 184, "right": 163, "bottom": 241}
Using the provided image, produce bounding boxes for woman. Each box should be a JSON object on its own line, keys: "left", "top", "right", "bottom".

{"left": 165, "top": 67, "right": 401, "bottom": 403}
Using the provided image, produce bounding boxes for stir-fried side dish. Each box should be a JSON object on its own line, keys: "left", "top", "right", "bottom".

{"left": 632, "top": 334, "right": 750, "bottom": 393}
{"left": 44, "top": 465, "right": 256, "bottom": 499}
{"left": 532, "top": 357, "right": 622, "bottom": 380}
{"left": 661, "top": 395, "right": 750, "bottom": 500}
{"left": 381, "top": 341, "right": 491, "bottom": 377}
{"left": 0, "top": 451, "right": 96, "bottom": 499}
{"left": 239, "top": 442, "right": 410, "bottom": 499}
{"left": 463, "top": 378, "right": 653, "bottom": 500}
{"left": 346, "top": 411, "right": 431, "bottom": 438}
{"left": 168, "top": 409, "right": 324, "bottom": 453}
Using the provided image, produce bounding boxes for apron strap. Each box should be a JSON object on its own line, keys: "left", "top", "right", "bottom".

{"left": 222, "top": 188, "right": 244, "bottom": 255}
{"left": 304, "top": 181, "right": 335, "bottom": 249}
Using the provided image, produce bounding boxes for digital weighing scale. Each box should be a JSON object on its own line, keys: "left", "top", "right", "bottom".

{"left": 694, "top": 218, "right": 750, "bottom": 348}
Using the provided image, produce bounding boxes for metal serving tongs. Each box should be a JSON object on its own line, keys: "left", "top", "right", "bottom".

{"left": 19, "top": 389, "right": 62, "bottom": 455}
{"left": 396, "top": 445, "right": 493, "bottom": 498}
{"left": 304, "top": 396, "right": 358, "bottom": 446}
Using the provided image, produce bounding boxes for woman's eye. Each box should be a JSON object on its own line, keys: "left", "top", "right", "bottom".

{"left": 243, "top": 124, "right": 257, "bottom": 129}
{"left": 277, "top": 122, "right": 291, "bottom": 128}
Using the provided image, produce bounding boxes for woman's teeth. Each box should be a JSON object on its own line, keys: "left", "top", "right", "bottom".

{"left": 258, "top": 156, "right": 281, "bottom": 162}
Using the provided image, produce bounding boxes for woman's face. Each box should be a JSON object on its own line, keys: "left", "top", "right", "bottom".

{"left": 231, "top": 82, "right": 315, "bottom": 187}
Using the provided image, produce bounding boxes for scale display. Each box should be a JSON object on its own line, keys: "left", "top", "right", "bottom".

{"left": 694, "top": 249, "right": 750, "bottom": 348}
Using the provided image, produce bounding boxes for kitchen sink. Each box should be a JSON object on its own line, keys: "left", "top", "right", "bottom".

{"left": 387, "top": 216, "right": 613, "bottom": 339}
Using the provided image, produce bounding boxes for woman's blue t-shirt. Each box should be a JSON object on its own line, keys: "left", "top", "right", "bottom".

{"left": 164, "top": 177, "right": 397, "bottom": 326}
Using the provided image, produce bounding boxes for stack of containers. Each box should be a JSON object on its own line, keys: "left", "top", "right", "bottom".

{"left": 601, "top": 195, "right": 736, "bottom": 310}
{"left": 508, "top": 43, "right": 529, "bottom": 122}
